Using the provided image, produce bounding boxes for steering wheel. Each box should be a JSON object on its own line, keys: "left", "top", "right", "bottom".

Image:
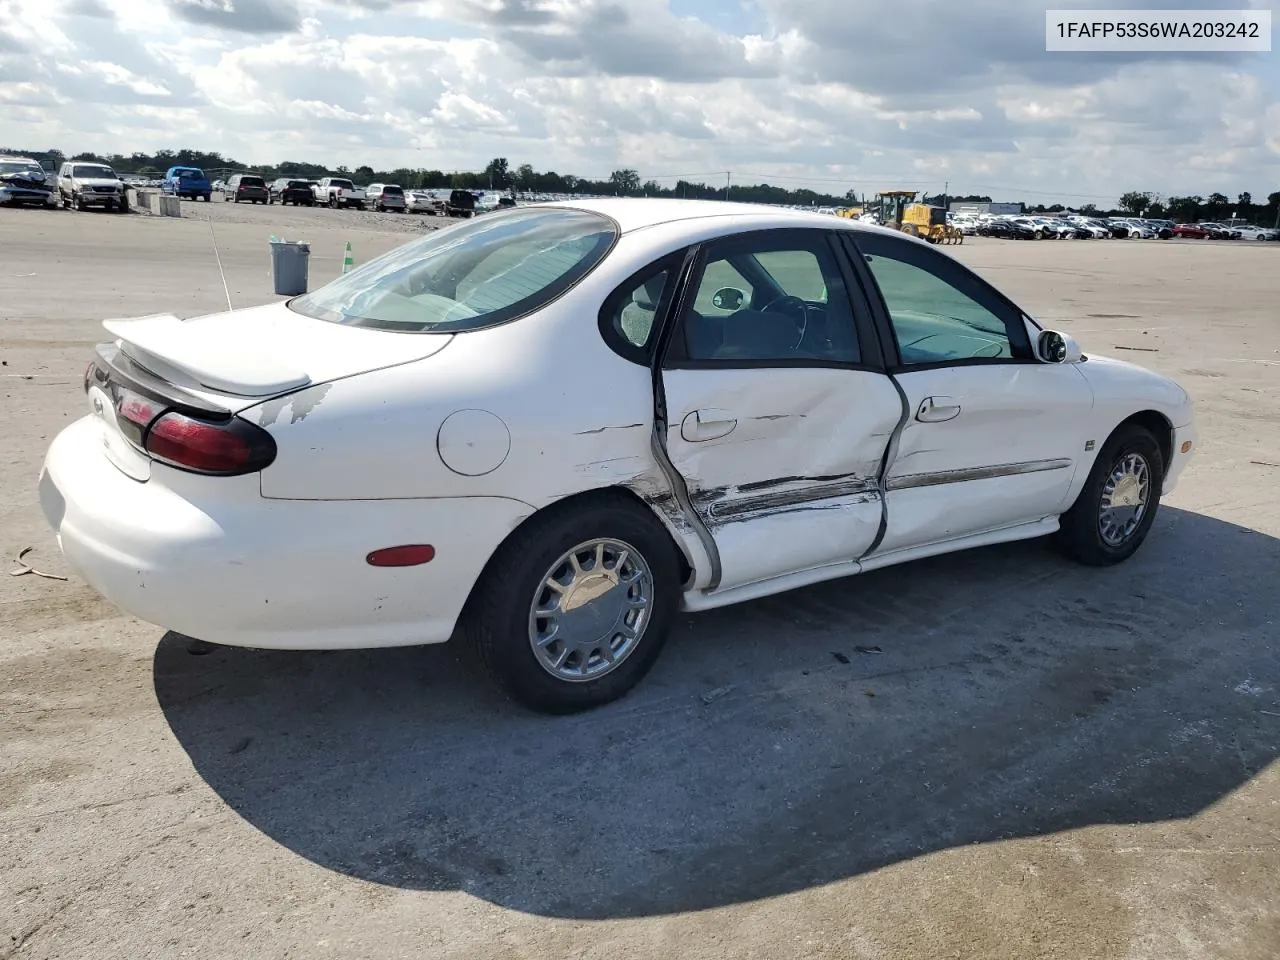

{"left": 761, "top": 294, "right": 810, "bottom": 349}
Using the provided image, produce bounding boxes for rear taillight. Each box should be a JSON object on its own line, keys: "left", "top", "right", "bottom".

{"left": 144, "top": 412, "right": 276, "bottom": 475}
{"left": 115, "top": 388, "right": 161, "bottom": 446}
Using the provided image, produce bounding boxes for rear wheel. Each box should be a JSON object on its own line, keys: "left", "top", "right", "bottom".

{"left": 465, "top": 496, "right": 681, "bottom": 714}
{"left": 1057, "top": 423, "right": 1164, "bottom": 566}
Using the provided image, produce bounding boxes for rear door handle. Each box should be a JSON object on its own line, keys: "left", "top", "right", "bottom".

{"left": 681, "top": 408, "right": 738, "bottom": 442}
{"left": 916, "top": 396, "right": 961, "bottom": 423}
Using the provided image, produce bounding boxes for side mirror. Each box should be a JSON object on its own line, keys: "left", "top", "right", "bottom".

{"left": 711, "top": 287, "right": 745, "bottom": 311}
{"left": 1037, "top": 329, "right": 1084, "bottom": 364}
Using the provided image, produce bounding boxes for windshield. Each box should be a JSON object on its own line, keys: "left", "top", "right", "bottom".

{"left": 74, "top": 164, "right": 116, "bottom": 179}
{"left": 0, "top": 160, "right": 42, "bottom": 176}
{"left": 290, "top": 207, "right": 617, "bottom": 334}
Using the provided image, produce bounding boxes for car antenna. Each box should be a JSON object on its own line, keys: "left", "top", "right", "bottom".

{"left": 206, "top": 217, "right": 234, "bottom": 312}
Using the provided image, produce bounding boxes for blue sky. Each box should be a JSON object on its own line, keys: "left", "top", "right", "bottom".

{"left": 0, "top": 0, "right": 1275, "bottom": 202}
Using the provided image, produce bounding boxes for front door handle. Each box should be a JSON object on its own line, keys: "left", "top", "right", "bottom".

{"left": 681, "top": 408, "right": 738, "bottom": 442}
{"left": 916, "top": 396, "right": 961, "bottom": 423}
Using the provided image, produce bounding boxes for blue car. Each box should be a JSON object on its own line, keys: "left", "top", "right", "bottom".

{"left": 162, "top": 166, "right": 212, "bottom": 201}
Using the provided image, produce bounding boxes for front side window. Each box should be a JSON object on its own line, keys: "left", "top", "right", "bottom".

{"left": 855, "top": 233, "right": 1028, "bottom": 366}
{"left": 290, "top": 207, "right": 618, "bottom": 333}
{"left": 677, "top": 231, "right": 859, "bottom": 364}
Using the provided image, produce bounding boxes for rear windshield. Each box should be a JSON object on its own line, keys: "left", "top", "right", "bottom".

{"left": 330, "top": 179, "right": 354, "bottom": 189}
{"left": 287, "top": 180, "right": 309, "bottom": 188}
{"left": 289, "top": 207, "right": 617, "bottom": 334}
{"left": 383, "top": 186, "right": 404, "bottom": 195}
{"left": 240, "top": 176, "right": 265, "bottom": 186}
{"left": 176, "top": 169, "right": 204, "bottom": 178}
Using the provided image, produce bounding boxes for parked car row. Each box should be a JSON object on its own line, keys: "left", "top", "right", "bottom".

{"left": 947, "top": 212, "right": 1279, "bottom": 241}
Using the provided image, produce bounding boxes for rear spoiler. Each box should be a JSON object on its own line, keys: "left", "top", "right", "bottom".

{"left": 91, "top": 333, "right": 233, "bottom": 422}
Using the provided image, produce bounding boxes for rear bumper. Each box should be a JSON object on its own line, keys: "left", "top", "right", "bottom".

{"left": 41, "top": 416, "right": 535, "bottom": 650}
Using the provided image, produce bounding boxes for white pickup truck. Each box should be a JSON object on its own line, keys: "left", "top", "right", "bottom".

{"left": 312, "top": 177, "right": 366, "bottom": 210}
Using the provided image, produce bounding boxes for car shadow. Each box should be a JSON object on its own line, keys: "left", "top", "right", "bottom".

{"left": 154, "top": 506, "right": 1280, "bottom": 918}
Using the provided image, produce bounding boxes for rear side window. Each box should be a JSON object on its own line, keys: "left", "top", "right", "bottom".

{"left": 601, "top": 260, "right": 678, "bottom": 359}
{"left": 290, "top": 207, "right": 618, "bottom": 333}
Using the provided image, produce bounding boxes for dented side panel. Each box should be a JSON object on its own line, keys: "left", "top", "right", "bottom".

{"left": 660, "top": 367, "right": 902, "bottom": 590}
{"left": 874, "top": 362, "right": 1095, "bottom": 554}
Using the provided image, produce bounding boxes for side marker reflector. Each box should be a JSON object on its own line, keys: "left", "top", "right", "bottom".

{"left": 366, "top": 545, "right": 436, "bottom": 567}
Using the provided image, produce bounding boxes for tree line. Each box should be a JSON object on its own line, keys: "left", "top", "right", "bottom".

{"left": 7, "top": 145, "right": 1278, "bottom": 225}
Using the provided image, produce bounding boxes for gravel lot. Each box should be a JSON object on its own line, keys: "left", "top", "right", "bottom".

{"left": 2, "top": 203, "right": 1278, "bottom": 960}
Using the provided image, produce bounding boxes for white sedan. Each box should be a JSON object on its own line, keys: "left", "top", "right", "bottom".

{"left": 38, "top": 199, "right": 1197, "bottom": 713}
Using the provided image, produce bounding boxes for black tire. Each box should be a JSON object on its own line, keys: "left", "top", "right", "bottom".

{"left": 1057, "top": 423, "right": 1164, "bottom": 566}
{"left": 464, "top": 494, "right": 682, "bottom": 714}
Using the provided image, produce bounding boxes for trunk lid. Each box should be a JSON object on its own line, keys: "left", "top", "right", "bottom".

{"left": 89, "top": 302, "right": 454, "bottom": 481}
{"left": 102, "top": 302, "right": 453, "bottom": 405}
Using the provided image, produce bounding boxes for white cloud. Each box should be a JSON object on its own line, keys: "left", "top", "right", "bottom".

{"left": 0, "top": 0, "right": 1275, "bottom": 202}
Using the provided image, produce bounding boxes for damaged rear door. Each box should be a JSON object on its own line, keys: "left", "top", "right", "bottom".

{"left": 656, "top": 228, "right": 903, "bottom": 592}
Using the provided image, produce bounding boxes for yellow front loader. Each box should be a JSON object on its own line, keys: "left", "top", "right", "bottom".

{"left": 873, "top": 190, "right": 962, "bottom": 244}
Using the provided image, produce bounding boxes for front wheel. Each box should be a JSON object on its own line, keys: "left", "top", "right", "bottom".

{"left": 464, "top": 496, "right": 681, "bottom": 714}
{"left": 1056, "top": 423, "right": 1164, "bottom": 566}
